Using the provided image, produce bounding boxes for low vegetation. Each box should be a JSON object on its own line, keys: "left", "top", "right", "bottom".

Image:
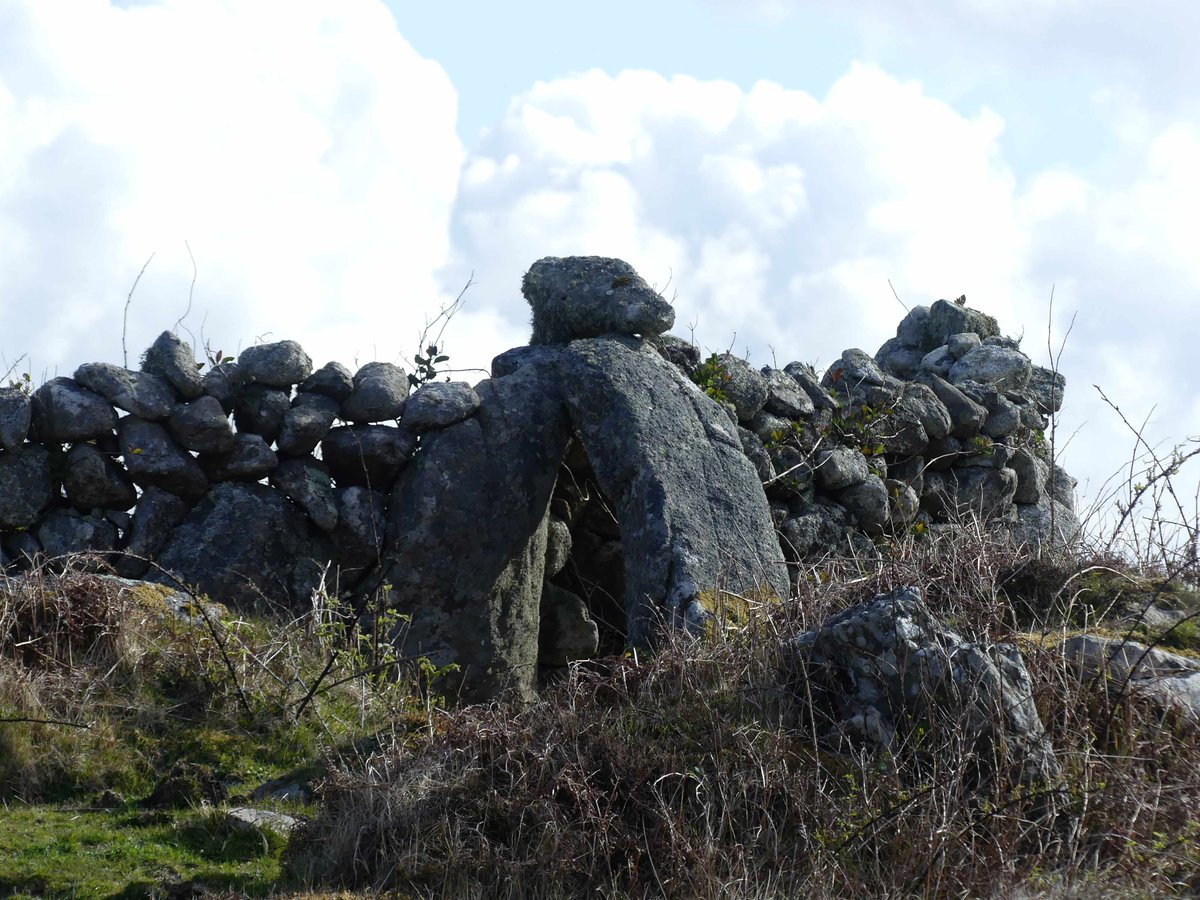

{"left": 3, "top": 434, "right": 1200, "bottom": 898}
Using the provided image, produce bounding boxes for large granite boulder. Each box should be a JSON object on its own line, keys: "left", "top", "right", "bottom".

{"left": 374, "top": 357, "right": 572, "bottom": 703}
{"left": 559, "top": 335, "right": 789, "bottom": 646}
{"left": 793, "top": 586, "right": 1062, "bottom": 790}
{"left": 152, "top": 482, "right": 330, "bottom": 611}
{"left": 523, "top": 256, "right": 674, "bottom": 345}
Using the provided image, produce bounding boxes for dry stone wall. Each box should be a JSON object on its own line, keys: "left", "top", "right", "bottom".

{"left": 0, "top": 256, "right": 1079, "bottom": 699}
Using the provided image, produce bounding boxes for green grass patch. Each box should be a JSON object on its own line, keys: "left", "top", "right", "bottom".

{"left": 0, "top": 804, "right": 286, "bottom": 898}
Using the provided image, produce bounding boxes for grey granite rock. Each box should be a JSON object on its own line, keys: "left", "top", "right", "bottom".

{"left": 523, "top": 255, "right": 674, "bottom": 345}
{"left": 118, "top": 416, "right": 208, "bottom": 501}
{"left": 74, "top": 363, "right": 175, "bottom": 420}
{"left": 814, "top": 446, "right": 869, "bottom": 492}
{"left": 141, "top": 331, "right": 203, "bottom": 399}
{"left": 238, "top": 340, "right": 313, "bottom": 388}
{"left": 276, "top": 393, "right": 340, "bottom": 456}
{"left": 114, "top": 486, "right": 191, "bottom": 578}
{"left": 37, "top": 508, "right": 118, "bottom": 558}
{"left": 375, "top": 355, "right": 571, "bottom": 703}
{"left": 401, "top": 381, "right": 481, "bottom": 432}
{"left": 299, "top": 361, "right": 354, "bottom": 402}
{"left": 559, "top": 336, "right": 788, "bottom": 645}
{"left": 63, "top": 444, "right": 136, "bottom": 511}
{"left": 198, "top": 433, "right": 278, "bottom": 482}
{"left": 152, "top": 481, "right": 331, "bottom": 611}
{"left": 539, "top": 583, "right": 599, "bottom": 666}
{"left": 269, "top": 456, "right": 338, "bottom": 532}
{"left": 793, "top": 586, "right": 1062, "bottom": 790}
{"left": 321, "top": 425, "right": 415, "bottom": 489}
{"left": 30, "top": 377, "right": 117, "bottom": 443}
{"left": 341, "top": 362, "right": 409, "bottom": 423}
{"left": 0, "top": 387, "right": 31, "bottom": 449}
{"left": 168, "top": 396, "right": 235, "bottom": 453}
{"left": 0, "top": 443, "right": 56, "bottom": 529}
{"left": 234, "top": 385, "right": 291, "bottom": 443}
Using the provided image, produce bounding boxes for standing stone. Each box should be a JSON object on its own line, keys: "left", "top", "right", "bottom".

{"left": 30, "top": 378, "right": 118, "bottom": 443}
{"left": 374, "top": 358, "right": 572, "bottom": 703}
{"left": 74, "top": 363, "right": 175, "bottom": 420}
{"left": 118, "top": 416, "right": 208, "bottom": 501}
{"left": 341, "top": 362, "right": 409, "bottom": 423}
{"left": 0, "top": 387, "right": 31, "bottom": 449}
{"left": 0, "top": 443, "right": 56, "bottom": 529}
{"left": 523, "top": 255, "right": 675, "bottom": 345}
{"left": 64, "top": 444, "right": 136, "bottom": 511}
{"left": 238, "top": 340, "right": 313, "bottom": 388}
{"left": 141, "top": 331, "right": 203, "bottom": 399}
{"left": 559, "top": 336, "right": 789, "bottom": 646}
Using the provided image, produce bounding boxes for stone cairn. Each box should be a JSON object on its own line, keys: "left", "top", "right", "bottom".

{"left": 0, "top": 258, "right": 1078, "bottom": 700}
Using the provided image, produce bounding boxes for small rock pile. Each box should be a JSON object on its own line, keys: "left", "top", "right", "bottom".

{"left": 0, "top": 256, "right": 1079, "bottom": 700}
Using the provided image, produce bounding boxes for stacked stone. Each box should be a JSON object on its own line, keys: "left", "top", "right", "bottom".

{"left": 641, "top": 297, "right": 1077, "bottom": 579}
{"left": 0, "top": 331, "right": 482, "bottom": 610}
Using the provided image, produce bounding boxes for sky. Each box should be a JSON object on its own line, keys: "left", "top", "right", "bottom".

{"left": 2, "top": 0, "right": 1198, "bottom": 532}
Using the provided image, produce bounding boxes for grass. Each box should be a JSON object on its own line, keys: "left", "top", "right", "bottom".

{"left": 286, "top": 526, "right": 1200, "bottom": 898}
{"left": 0, "top": 805, "right": 285, "bottom": 898}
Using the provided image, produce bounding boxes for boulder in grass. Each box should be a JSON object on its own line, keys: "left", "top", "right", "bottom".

{"left": 793, "top": 586, "right": 1062, "bottom": 791}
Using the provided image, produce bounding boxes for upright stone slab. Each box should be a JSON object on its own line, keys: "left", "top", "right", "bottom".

{"left": 559, "top": 335, "right": 789, "bottom": 646}
{"left": 375, "top": 358, "right": 571, "bottom": 703}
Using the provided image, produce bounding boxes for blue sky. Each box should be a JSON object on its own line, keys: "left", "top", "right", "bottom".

{"left": 2, "top": 0, "right": 1198, "bottom": 525}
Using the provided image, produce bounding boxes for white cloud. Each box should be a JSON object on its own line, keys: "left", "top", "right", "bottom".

{"left": 444, "top": 60, "right": 1199, "bottom": 512}
{"left": 0, "top": 0, "right": 465, "bottom": 378}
